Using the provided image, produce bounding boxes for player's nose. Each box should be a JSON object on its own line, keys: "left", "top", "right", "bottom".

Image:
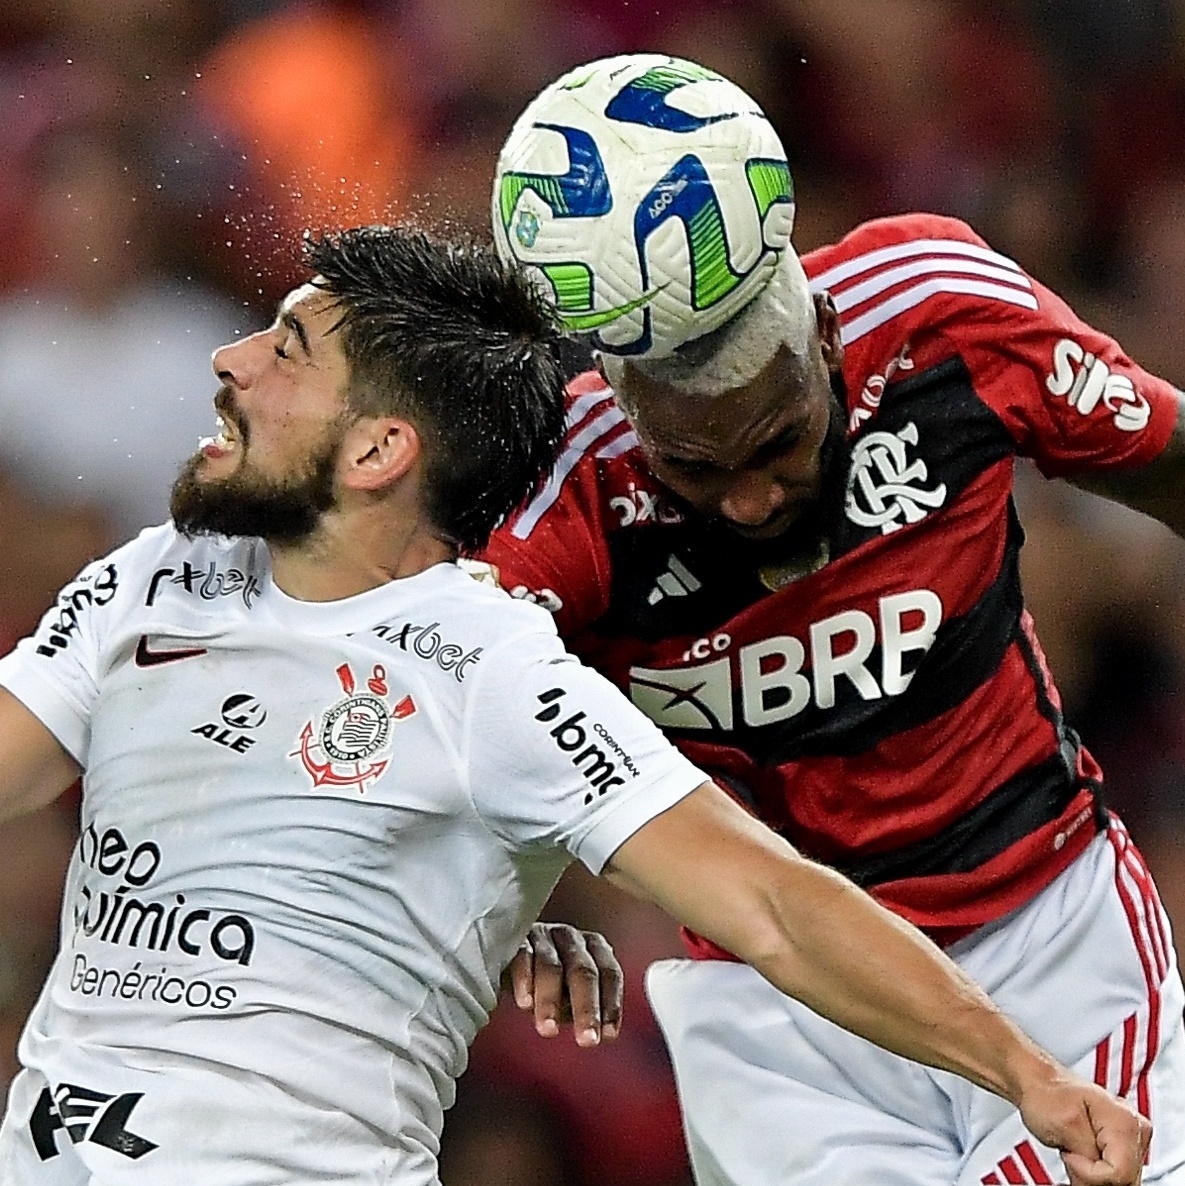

{"left": 718, "top": 472, "right": 788, "bottom": 527}
{"left": 211, "top": 331, "right": 270, "bottom": 390}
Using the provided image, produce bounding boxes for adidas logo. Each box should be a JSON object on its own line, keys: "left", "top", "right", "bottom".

{"left": 647, "top": 555, "right": 701, "bottom": 606}
{"left": 979, "top": 1139, "right": 1056, "bottom": 1184}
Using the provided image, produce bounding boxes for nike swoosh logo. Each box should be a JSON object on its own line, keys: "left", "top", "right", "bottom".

{"left": 557, "top": 287, "right": 663, "bottom": 332}
{"left": 135, "top": 636, "right": 208, "bottom": 667}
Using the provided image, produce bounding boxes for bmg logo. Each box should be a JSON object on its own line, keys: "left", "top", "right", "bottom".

{"left": 534, "top": 688, "right": 635, "bottom": 803}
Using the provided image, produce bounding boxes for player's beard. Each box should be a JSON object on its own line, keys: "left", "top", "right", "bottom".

{"left": 170, "top": 435, "right": 341, "bottom": 546}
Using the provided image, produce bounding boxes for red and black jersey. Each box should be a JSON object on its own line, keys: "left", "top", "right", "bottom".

{"left": 481, "top": 213, "right": 1180, "bottom": 947}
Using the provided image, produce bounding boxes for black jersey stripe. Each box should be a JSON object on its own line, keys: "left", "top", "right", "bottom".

{"left": 836, "top": 749, "right": 1092, "bottom": 887}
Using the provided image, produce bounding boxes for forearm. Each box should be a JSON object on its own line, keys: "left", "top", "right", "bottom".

{"left": 607, "top": 785, "right": 1057, "bottom": 1106}
{"left": 1068, "top": 385, "right": 1185, "bottom": 538}
{"left": 731, "top": 856, "right": 1056, "bottom": 1104}
{"left": 0, "top": 688, "right": 80, "bottom": 824}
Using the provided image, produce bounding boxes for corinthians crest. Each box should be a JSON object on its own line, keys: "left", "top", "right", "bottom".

{"left": 292, "top": 662, "right": 416, "bottom": 793}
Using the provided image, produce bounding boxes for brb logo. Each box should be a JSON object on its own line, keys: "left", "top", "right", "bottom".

{"left": 30, "top": 1083, "right": 157, "bottom": 1162}
{"left": 845, "top": 422, "right": 946, "bottom": 535}
{"left": 534, "top": 688, "right": 639, "bottom": 803}
{"left": 629, "top": 589, "right": 943, "bottom": 730}
{"left": 1045, "top": 338, "right": 1151, "bottom": 432}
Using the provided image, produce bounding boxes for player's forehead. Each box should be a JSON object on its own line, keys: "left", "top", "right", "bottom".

{"left": 276, "top": 281, "right": 343, "bottom": 344}
{"left": 625, "top": 345, "right": 817, "bottom": 459}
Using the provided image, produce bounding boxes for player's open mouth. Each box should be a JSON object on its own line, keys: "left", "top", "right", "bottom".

{"left": 199, "top": 415, "right": 241, "bottom": 460}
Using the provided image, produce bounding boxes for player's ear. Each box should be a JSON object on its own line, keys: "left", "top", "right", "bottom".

{"left": 815, "top": 292, "right": 844, "bottom": 374}
{"left": 341, "top": 416, "right": 422, "bottom": 491}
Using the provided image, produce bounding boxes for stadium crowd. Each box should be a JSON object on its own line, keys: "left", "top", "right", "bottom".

{"left": 0, "top": 0, "right": 1183, "bottom": 1182}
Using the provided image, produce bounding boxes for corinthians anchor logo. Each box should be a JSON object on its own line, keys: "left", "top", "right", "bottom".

{"left": 845, "top": 421, "right": 946, "bottom": 535}
{"left": 292, "top": 663, "right": 416, "bottom": 793}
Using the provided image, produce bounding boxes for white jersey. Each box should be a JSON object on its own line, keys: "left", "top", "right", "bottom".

{"left": 0, "top": 524, "right": 705, "bottom": 1182}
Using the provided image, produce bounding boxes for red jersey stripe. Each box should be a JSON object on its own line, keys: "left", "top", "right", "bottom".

{"left": 810, "top": 236, "right": 1028, "bottom": 291}
{"left": 997, "top": 1153, "right": 1027, "bottom": 1184}
{"left": 1015, "top": 1140, "right": 1053, "bottom": 1184}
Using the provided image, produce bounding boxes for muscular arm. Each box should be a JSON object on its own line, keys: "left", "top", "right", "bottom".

{"left": 605, "top": 783, "right": 1049, "bottom": 1096}
{"left": 0, "top": 687, "right": 80, "bottom": 824}
{"left": 1068, "top": 386, "right": 1185, "bottom": 535}
{"left": 605, "top": 783, "right": 1148, "bottom": 1179}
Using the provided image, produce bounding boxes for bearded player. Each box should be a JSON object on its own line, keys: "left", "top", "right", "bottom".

{"left": 481, "top": 56, "right": 1185, "bottom": 1183}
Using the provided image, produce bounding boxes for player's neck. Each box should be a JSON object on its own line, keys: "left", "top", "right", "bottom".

{"left": 266, "top": 508, "right": 455, "bottom": 602}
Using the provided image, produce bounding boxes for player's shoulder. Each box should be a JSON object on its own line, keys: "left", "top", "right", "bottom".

{"left": 801, "top": 211, "right": 1035, "bottom": 342}
{"left": 802, "top": 212, "right": 991, "bottom": 281}
{"left": 394, "top": 562, "right": 567, "bottom": 685}
{"left": 802, "top": 213, "right": 1039, "bottom": 398}
{"left": 113, "top": 523, "right": 264, "bottom": 593}
{"left": 500, "top": 367, "right": 676, "bottom": 541}
{"left": 559, "top": 368, "right": 636, "bottom": 455}
{"left": 58, "top": 522, "right": 250, "bottom": 601}
{"left": 415, "top": 561, "right": 561, "bottom": 643}
{"left": 57, "top": 523, "right": 267, "bottom": 637}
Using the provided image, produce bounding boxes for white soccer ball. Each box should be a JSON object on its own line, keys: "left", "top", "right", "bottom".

{"left": 492, "top": 54, "right": 795, "bottom": 359}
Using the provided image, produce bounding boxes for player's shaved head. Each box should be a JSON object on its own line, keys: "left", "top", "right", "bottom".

{"left": 599, "top": 247, "right": 817, "bottom": 405}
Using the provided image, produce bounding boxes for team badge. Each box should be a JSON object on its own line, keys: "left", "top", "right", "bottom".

{"left": 291, "top": 663, "right": 416, "bottom": 793}
{"left": 845, "top": 421, "right": 947, "bottom": 535}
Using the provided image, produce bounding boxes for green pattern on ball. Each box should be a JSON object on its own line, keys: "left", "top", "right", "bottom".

{"left": 687, "top": 202, "right": 740, "bottom": 309}
{"left": 499, "top": 174, "right": 567, "bottom": 231}
{"left": 539, "top": 262, "right": 593, "bottom": 311}
{"left": 745, "top": 159, "right": 794, "bottom": 221}
{"left": 537, "top": 258, "right": 662, "bottom": 331}
{"left": 628, "top": 61, "right": 723, "bottom": 95}
{"left": 557, "top": 288, "right": 663, "bottom": 331}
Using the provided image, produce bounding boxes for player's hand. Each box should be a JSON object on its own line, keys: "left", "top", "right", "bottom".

{"left": 504, "top": 922, "right": 623, "bottom": 1048}
{"left": 1018, "top": 1072, "right": 1151, "bottom": 1185}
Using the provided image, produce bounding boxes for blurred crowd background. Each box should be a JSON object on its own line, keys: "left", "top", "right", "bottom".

{"left": 1, "top": 0, "right": 1185, "bottom": 1181}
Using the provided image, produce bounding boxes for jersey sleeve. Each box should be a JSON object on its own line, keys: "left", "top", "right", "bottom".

{"left": 948, "top": 274, "right": 1179, "bottom": 477}
{"left": 479, "top": 375, "right": 621, "bottom": 636}
{"left": 463, "top": 622, "right": 706, "bottom": 873}
{"left": 810, "top": 213, "right": 1179, "bottom": 478}
{"left": 0, "top": 551, "right": 124, "bottom": 763}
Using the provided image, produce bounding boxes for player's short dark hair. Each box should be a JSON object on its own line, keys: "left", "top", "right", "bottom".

{"left": 304, "top": 225, "right": 567, "bottom": 553}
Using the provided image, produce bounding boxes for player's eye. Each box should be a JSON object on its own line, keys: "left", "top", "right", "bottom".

{"left": 751, "top": 426, "right": 803, "bottom": 467}
{"left": 666, "top": 457, "right": 713, "bottom": 479}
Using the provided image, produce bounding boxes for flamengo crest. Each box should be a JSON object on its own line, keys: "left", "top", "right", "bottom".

{"left": 845, "top": 421, "right": 947, "bottom": 535}
{"left": 291, "top": 662, "right": 416, "bottom": 793}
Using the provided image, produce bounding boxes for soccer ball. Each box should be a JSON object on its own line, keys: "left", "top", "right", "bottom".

{"left": 492, "top": 54, "right": 795, "bottom": 359}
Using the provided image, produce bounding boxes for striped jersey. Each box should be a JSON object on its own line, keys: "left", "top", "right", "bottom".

{"left": 480, "top": 213, "right": 1181, "bottom": 946}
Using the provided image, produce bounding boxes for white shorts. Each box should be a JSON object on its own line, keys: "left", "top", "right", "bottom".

{"left": 0, "top": 1054, "right": 436, "bottom": 1185}
{"left": 646, "top": 824, "right": 1185, "bottom": 1185}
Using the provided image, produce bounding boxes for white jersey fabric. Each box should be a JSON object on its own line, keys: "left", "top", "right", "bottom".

{"left": 0, "top": 524, "right": 706, "bottom": 1185}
